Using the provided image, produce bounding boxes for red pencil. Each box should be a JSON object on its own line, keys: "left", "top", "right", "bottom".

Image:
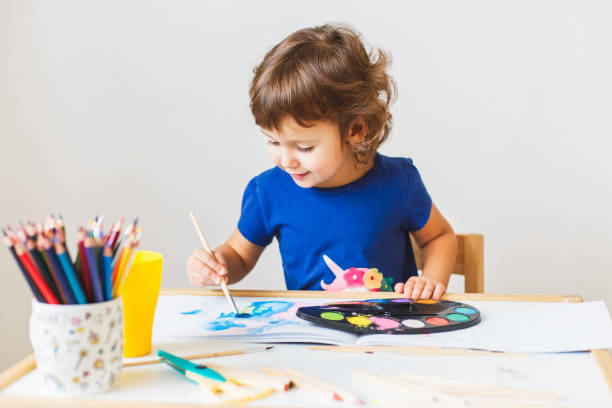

{"left": 22, "top": 225, "right": 61, "bottom": 300}
{"left": 77, "top": 227, "right": 94, "bottom": 302}
{"left": 105, "top": 217, "right": 123, "bottom": 250}
{"left": 14, "top": 242, "right": 60, "bottom": 304}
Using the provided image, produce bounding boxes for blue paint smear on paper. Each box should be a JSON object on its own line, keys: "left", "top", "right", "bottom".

{"left": 207, "top": 319, "right": 247, "bottom": 331}
{"left": 181, "top": 309, "right": 202, "bottom": 315}
{"left": 205, "top": 301, "right": 296, "bottom": 333}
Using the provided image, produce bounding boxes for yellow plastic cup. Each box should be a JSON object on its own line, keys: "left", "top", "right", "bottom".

{"left": 119, "top": 250, "right": 163, "bottom": 357}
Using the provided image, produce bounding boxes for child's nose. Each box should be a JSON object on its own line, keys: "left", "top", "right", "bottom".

{"left": 280, "top": 149, "right": 299, "bottom": 169}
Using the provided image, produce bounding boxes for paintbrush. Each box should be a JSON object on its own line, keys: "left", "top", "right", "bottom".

{"left": 188, "top": 210, "right": 239, "bottom": 315}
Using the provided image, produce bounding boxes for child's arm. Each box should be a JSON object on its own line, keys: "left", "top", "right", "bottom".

{"left": 395, "top": 204, "right": 457, "bottom": 299}
{"left": 187, "top": 229, "right": 265, "bottom": 287}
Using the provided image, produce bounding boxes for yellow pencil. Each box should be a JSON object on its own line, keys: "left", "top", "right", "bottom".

{"left": 112, "top": 246, "right": 132, "bottom": 297}
{"left": 112, "top": 229, "right": 141, "bottom": 297}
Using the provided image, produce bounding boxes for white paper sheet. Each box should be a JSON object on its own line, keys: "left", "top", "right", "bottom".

{"left": 358, "top": 300, "right": 612, "bottom": 353}
{"left": 152, "top": 295, "right": 612, "bottom": 353}
{"left": 152, "top": 295, "right": 357, "bottom": 344}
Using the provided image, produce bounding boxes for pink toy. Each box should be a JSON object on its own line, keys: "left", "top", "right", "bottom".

{"left": 320, "top": 255, "right": 388, "bottom": 292}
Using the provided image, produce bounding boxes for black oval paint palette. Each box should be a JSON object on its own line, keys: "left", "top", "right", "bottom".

{"left": 296, "top": 298, "right": 481, "bottom": 334}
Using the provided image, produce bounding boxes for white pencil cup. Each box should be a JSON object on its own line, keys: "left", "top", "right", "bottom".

{"left": 29, "top": 297, "right": 123, "bottom": 395}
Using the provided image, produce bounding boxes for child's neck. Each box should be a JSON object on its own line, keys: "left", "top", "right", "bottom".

{"left": 315, "top": 154, "right": 376, "bottom": 189}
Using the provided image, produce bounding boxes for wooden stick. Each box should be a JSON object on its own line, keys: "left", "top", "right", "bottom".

{"left": 398, "top": 373, "right": 559, "bottom": 400}
{"left": 206, "top": 363, "right": 290, "bottom": 392}
{"left": 123, "top": 346, "right": 274, "bottom": 368}
{"left": 0, "top": 354, "right": 36, "bottom": 392}
{"left": 184, "top": 370, "right": 252, "bottom": 405}
{"left": 353, "top": 369, "right": 465, "bottom": 405}
{"left": 261, "top": 366, "right": 340, "bottom": 401}
{"left": 309, "top": 345, "right": 528, "bottom": 356}
{"left": 188, "top": 210, "right": 239, "bottom": 314}
{"left": 159, "top": 288, "right": 583, "bottom": 303}
{"left": 285, "top": 367, "right": 362, "bottom": 404}
{"left": 593, "top": 348, "right": 612, "bottom": 391}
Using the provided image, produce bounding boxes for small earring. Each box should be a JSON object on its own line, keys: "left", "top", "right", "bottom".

{"left": 358, "top": 143, "right": 371, "bottom": 153}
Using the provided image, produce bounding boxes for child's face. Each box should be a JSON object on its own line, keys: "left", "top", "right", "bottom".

{"left": 261, "top": 117, "right": 362, "bottom": 189}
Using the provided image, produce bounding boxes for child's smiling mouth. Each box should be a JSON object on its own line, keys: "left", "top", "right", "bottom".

{"left": 289, "top": 171, "right": 309, "bottom": 180}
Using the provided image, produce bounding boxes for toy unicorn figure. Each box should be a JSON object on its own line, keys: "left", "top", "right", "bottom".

{"left": 320, "top": 255, "right": 393, "bottom": 292}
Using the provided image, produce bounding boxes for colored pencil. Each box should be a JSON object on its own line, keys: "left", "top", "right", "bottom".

{"left": 57, "top": 214, "right": 66, "bottom": 240}
{"left": 77, "top": 228, "right": 94, "bottom": 302}
{"left": 188, "top": 210, "right": 239, "bottom": 315}
{"left": 55, "top": 240, "right": 87, "bottom": 304}
{"left": 84, "top": 236, "right": 105, "bottom": 303}
{"left": 105, "top": 217, "right": 123, "bottom": 251}
{"left": 14, "top": 241, "right": 60, "bottom": 304}
{"left": 102, "top": 246, "right": 113, "bottom": 301}
{"left": 92, "top": 216, "right": 104, "bottom": 241}
{"left": 111, "top": 218, "right": 137, "bottom": 270}
{"left": 36, "top": 235, "right": 69, "bottom": 304}
{"left": 5, "top": 215, "right": 142, "bottom": 305}
{"left": 42, "top": 236, "right": 76, "bottom": 304}
{"left": 3, "top": 230, "right": 44, "bottom": 302}
{"left": 112, "top": 230, "right": 139, "bottom": 297}
{"left": 55, "top": 215, "right": 76, "bottom": 268}
{"left": 25, "top": 221, "right": 58, "bottom": 286}
{"left": 23, "top": 222, "right": 60, "bottom": 299}
{"left": 110, "top": 244, "right": 126, "bottom": 285}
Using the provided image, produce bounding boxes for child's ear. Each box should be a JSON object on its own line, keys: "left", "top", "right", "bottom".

{"left": 346, "top": 117, "right": 368, "bottom": 145}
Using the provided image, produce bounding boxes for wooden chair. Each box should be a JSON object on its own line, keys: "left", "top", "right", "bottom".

{"left": 410, "top": 233, "right": 484, "bottom": 293}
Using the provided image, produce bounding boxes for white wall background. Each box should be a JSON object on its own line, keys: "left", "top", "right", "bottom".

{"left": 1, "top": 0, "right": 611, "bottom": 370}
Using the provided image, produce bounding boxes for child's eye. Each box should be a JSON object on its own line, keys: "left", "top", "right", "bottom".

{"left": 297, "top": 146, "right": 314, "bottom": 152}
{"left": 267, "top": 140, "right": 280, "bottom": 146}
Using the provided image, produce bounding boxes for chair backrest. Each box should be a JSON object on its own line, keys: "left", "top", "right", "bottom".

{"left": 410, "top": 233, "right": 484, "bottom": 293}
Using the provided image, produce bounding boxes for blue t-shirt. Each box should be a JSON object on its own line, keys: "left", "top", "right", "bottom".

{"left": 237, "top": 153, "right": 432, "bottom": 290}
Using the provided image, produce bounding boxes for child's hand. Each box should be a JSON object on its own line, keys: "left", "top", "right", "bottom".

{"left": 394, "top": 276, "right": 446, "bottom": 299}
{"left": 186, "top": 249, "right": 228, "bottom": 287}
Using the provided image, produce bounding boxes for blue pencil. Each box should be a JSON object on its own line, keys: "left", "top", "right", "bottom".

{"left": 55, "top": 242, "right": 87, "bottom": 304}
{"left": 84, "top": 238, "right": 105, "bottom": 303}
{"left": 44, "top": 245, "right": 76, "bottom": 304}
{"left": 102, "top": 247, "right": 113, "bottom": 301}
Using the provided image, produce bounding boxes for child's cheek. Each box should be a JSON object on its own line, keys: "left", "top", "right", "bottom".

{"left": 268, "top": 148, "right": 280, "bottom": 165}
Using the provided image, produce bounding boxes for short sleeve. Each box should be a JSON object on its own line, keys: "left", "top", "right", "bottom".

{"left": 403, "top": 160, "right": 433, "bottom": 231}
{"left": 237, "top": 177, "right": 274, "bottom": 247}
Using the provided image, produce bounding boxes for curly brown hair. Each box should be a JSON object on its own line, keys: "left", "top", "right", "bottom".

{"left": 249, "top": 23, "right": 396, "bottom": 164}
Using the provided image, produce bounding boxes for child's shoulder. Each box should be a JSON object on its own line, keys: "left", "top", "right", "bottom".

{"left": 251, "top": 165, "right": 286, "bottom": 183}
{"left": 376, "top": 154, "right": 421, "bottom": 178}
{"left": 243, "top": 166, "right": 289, "bottom": 192}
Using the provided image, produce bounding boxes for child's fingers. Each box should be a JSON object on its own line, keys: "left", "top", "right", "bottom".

{"left": 403, "top": 278, "right": 416, "bottom": 296}
{"left": 187, "top": 252, "right": 223, "bottom": 286}
{"left": 410, "top": 279, "right": 426, "bottom": 298}
{"left": 193, "top": 249, "right": 226, "bottom": 275}
{"left": 190, "top": 260, "right": 221, "bottom": 286}
{"left": 420, "top": 281, "right": 436, "bottom": 299}
{"left": 394, "top": 282, "right": 405, "bottom": 293}
{"left": 432, "top": 283, "right": 446, "bottom": 299}
{"left": 212, "top": 251, "right": 228, "bottom": 276}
